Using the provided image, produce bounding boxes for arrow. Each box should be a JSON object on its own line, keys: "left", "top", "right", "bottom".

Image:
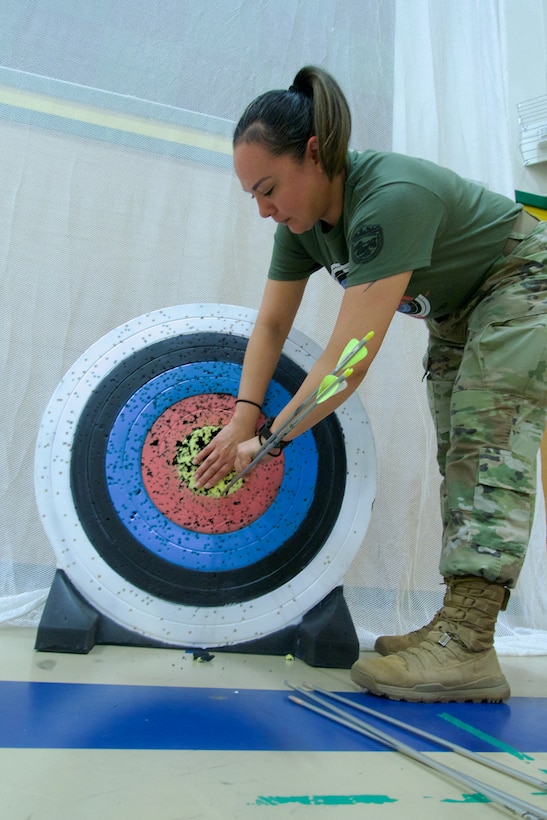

{"left": 222, "top": 332, "right": 374, "bottom": 493}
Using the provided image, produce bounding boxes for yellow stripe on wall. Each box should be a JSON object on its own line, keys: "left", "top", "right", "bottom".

{"left": 0, "top": 84, "right": 233, "bottom": 155}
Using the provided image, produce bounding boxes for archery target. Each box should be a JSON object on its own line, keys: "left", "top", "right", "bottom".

{"left": 35, "top": 304, "right": 376, "bottom": 647}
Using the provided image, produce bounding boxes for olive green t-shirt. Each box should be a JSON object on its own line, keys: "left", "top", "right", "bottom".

{"left": 268, "top": 150, "right": 520, "bottom": 318}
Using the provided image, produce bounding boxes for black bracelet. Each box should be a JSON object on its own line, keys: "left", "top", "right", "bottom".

{"left": 258, "top": 417, "right": 291, "bottom": 457}
{"left": 235, "top": 398, "right": 262, "bottom": 410}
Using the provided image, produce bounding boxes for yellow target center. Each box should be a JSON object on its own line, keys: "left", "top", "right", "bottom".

{"left": 175, "top": 426, "right": 242, "bottom": 496}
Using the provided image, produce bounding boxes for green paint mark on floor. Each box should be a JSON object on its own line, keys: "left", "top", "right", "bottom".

{"left": 438, "top": 712, "right": 534, "bottom": 761}
{"left": 442, "top": 793, "right": 491, "bottom": 804}
{"left": 255, "top": 794, "right": 397, "bottom": 806}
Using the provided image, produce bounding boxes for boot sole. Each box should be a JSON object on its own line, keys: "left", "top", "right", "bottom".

{"left": 351, "top": 666, "right": 511, "bottom": 704}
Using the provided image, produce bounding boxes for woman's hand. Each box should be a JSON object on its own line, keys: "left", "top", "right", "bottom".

{"left": 192, "top": 416, "right": 256, "bottom": 489}
{"left": 193, "top": 425, "right": 275, "bottom": 490}
{"left": 234, "top": 435, "right": 263, "bottom": 476}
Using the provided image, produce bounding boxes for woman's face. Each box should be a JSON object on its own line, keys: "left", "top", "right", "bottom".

{"left": 233, "top": 137, "right": 342, "bottom": 234}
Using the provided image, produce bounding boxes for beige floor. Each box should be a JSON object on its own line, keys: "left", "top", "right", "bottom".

{"left": 0, "top": 628, "right": 546, "bottom": 820}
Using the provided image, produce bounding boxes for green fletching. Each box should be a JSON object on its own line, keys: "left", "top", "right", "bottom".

{"left": 336, "top": 332, "right": 374, "bottom": 371}
{"left": 316, "top": 374, "right": 337, "bottom": 402}
{"left": 337, "top": 338, "right": 359, "bottom": 367}
{"left": 317, "top": 369, "right": 352, "bottom": 403}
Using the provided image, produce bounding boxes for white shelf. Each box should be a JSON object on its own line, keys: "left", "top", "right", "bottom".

{"left": 518, "top": 94, "right": 547, "bottom": 166}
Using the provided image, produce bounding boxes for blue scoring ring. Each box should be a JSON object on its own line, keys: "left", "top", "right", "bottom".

{"left": 105, "top": 361, "right": 318, "bottom": 572}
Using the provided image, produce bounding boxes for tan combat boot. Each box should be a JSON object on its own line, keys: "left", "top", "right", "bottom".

{"left": 374, "top": 609, "right": 443, "bottom": 655}
{"left": 352, "top": 576, "right": 510, "bottom": 703}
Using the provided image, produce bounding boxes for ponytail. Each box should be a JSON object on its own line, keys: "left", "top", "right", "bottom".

{"left": 233, "top": 65, "right": 351, "bottom": 180}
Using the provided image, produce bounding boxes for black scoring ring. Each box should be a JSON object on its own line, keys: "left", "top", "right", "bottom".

{"left": 70, "top": 332, "right": 346, "bottom": 606}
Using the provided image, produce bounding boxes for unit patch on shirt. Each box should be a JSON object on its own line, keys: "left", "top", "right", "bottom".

{"left": 351, "top": 224, "right": 383, "bottom": 263}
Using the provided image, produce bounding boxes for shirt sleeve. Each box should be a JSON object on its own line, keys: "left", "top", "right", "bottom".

{"left": 345, "top": 182, "right": 448, "bottom": 286}
{"left": 268, "top": 225, "right": 322, "bottom": 281}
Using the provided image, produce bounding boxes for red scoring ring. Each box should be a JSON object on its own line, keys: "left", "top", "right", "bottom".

{"left": 141, "top": 394, "right": 284, "bottom": 534}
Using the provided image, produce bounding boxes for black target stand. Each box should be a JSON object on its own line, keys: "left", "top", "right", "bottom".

{"left": 35, "top": 570, "right": 359, "bottom": 668}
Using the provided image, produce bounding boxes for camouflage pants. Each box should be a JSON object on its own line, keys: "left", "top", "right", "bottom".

{"left": 425, "top": 219, "right": 547, "bottom": 587}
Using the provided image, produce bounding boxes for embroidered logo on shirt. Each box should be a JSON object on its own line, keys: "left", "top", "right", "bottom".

{"left": 351, "top": 224, "right": 383, "bottom": 263}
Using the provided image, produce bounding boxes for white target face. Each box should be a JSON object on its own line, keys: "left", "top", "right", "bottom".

{"left": 35, "top": 304, "right": 376, "bottom": 647}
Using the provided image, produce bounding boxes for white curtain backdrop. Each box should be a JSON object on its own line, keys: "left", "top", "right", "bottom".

{"left": 1, "top": 0, "right": 545, "bottom": 653}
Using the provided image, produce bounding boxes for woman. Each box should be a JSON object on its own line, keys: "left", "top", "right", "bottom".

{"left": 193, "top": 65, "right": 547, "bottom": 703}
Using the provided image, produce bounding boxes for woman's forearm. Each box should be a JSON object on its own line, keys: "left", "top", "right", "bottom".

{"left": 235, "top": 322, "right": 288, "bottom": 412}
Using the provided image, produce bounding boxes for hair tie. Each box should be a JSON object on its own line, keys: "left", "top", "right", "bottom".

{"left": 235, "top": 398, "right": 262, "bottom": 411}
{"left": 289, "top": 82, "right": 312, "bottom": 99}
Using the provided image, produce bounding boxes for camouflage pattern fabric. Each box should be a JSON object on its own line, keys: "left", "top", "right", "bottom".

{"left": 425, "top": 220, "right": 547, "bottom": 587}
